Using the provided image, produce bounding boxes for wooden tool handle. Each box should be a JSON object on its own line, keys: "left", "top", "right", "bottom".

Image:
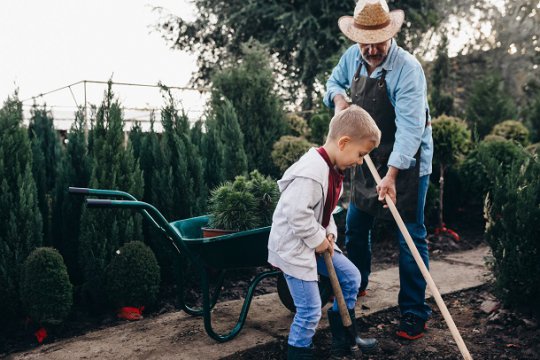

{"left": 323, "top": 251, "right": 351, "bottom": 327}
{"left": 364, "top": 154, "right": 472, "bottom": 360}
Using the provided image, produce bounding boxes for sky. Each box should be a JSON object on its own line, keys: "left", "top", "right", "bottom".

{"left": 0, "top": 0, "right": 204, "bottom": 130}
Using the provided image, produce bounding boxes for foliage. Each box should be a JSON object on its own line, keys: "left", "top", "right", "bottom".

{"left": 431, "top": 115, "right": 470, "bottom": 226}
{"left": 489, "top": 120, "right": 530, "bottom": 147}
{"left": 151, "top": 91, "right": 206, "bottom": 220}
{"left": 156, "top": 0, "right": 439, "bottom": 108}
{"left": 28, "top": 105, "right": 64, "bottom": 246}
{"left": 308, "top": 108, "right": 332, "bottom": 145}
{"left": 285, "top": 113, "right": 311, "bottom": 138}
{"left": 429, "top": 34, "right": 453, "bottom": 117}
{"left": 0, "top": 93, "right": 43, "bottom": 321}
{"left": 78, "top": 83, "right": 144, "bottom": 306}
{"left": 211, "top": 97, "right": 248, "bottom": 181}
{"left": 246, "top": 170, "right": 281, "bottom": 226}
{"left": 460, "top": 139, "right": 529, "bottom": 208}
{"left": 208, "top": 181, "right": 259, "bottom": 231}
{"left": 272, "top": 135, "right": 315, "bottom": 174}
{"left": 484, "top": 156, "right": 539, "bottom": 309}
{"left": 105, "top": 241, "right": 160, "bottom": 308}
{"left": 465, "top": 74, "right": 516, "bottom": 139}
{"left": 432, "top": 115, "right": 471, "bottom": 169}
{"left": 20, "top": 247, "right": 73, "bottom": 325}
{"left": 53, "top": 109, "right": 92, "bottom": 285}
{"left": 208, "top": 171, "right": 280, "bottom": 231}
{"left": 522, "top": 88, "right": 540, "bottom": 142}
{"left": 211, "top": 42, "right": 286, "bottom": 176}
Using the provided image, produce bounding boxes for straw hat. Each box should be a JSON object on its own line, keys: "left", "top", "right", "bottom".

{"left": 338, "top": 0, "right": 404, "bottom": 44}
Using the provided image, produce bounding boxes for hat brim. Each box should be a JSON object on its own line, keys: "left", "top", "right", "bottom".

{"left": 338, "top": 10, "right": 404, "bottom": 44}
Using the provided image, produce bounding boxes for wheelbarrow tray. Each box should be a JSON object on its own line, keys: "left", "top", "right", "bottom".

{"left": 170, "top": 215, "right": 271, "bottom": 269}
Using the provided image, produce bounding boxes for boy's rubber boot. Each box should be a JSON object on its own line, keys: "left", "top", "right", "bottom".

{"left": 348, "top": 309, "right": 378, "bottom": 354}
{"left": 327, "top": 309, "right": 378, "bottom": 358}
{"left": 287, "top": 344, "right": 314, "bottom": 360}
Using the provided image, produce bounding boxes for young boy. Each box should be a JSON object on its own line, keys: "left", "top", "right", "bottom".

{"left": 268, "top": 105, "right": 382, "bottom": 359}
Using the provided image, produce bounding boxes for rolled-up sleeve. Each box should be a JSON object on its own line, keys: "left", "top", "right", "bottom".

{"left": 280, "top": 177, "right": 326, "bottom": 249}
{"left": 324, "top": 50, "right": 353, "bottom": 109}
{"left": 388, "top": 61, "right": 427, "bottom": 170}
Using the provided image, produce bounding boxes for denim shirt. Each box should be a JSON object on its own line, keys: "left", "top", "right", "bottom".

{"left": 324, "top": 40, "right": 433, "bottom": 176}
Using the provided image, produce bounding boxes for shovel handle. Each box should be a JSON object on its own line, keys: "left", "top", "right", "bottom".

{"left": 364, "top": 154, "right": 472, "bottom": 360}
{"left": 323, "top": 251, "right": 351, "bottom": 327}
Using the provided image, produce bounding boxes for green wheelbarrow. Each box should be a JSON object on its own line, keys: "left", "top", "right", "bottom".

{"left": 69, "top": 187, "right": 334, "bottom": 342}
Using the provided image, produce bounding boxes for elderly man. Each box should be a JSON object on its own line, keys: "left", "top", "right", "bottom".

{"left": 324, "top": 0, "right": 434, "bottom": 340}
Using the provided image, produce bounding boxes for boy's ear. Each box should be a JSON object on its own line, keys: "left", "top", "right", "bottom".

{"left": 337, "top": 136, "right": 351, "bottom": 150}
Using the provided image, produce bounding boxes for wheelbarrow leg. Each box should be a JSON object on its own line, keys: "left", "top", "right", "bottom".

{"left": 176, "top": 260, "right": 226, "bottom": 316}
{"left": 201, "top": 268, "right": 280, "bottom": 342}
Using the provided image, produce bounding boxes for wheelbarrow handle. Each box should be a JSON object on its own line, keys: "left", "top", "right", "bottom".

{"left": 69, "top": 187, "right": 138, "bottom": 200}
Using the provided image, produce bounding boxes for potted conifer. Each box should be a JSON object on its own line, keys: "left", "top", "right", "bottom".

{"left": 203, "top": 171, "right": 279, "bottom": 237}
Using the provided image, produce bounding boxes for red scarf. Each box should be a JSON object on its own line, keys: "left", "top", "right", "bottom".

{"left": 316, "top": 147, "right": 344, "bottom": 228}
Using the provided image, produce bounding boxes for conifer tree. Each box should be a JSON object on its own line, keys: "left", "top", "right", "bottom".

{"left": 0, "top": 94, "right": 43, "bottom": 321}
{"left": 465, "top": 74, "right": 516, "bottom": 139}
{"left": 202, "top": 115, "right": 226, "bottom": 190}
{"left": 215, "top": 98, "right": 248, "bottom": 181}
{"left": 28, "top": 105, "right": 64, "bottom": 246}
{"left": 430, "top": 35, "right": 453, "bottom": 117}
{"left": 78, "top": 84, "right": 144, "bottom": 304}
{"left": 211, "top": 42, "right": 287, "bottom": 176}
{"left": 152, "top": 93, "right": 206, "bottom": 220}
{"left": 53, "top": 109, "right": 91, "bottom": 285}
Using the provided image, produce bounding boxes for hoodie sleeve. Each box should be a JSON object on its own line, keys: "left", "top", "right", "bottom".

{"left": 280, "top": 177, "right": 327, "bottom": 249}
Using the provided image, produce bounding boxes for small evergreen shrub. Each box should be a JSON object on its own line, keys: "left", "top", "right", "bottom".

{"left": 20, "top": 247, "right": 73, "bottom": 325}
{"left": 285, "top": 113, "right": 311, "bottom": 138}
{"left": 484, "top": 156, "right": 539, "bottom": 308}
{"left": 308, "top": 111, "right": 331, "bottom": 145}
{"left": 208, "top": 171, "right": 280, "bottom": 231}
{"left": 105, "top": 241, "right": 160, "bottom": 308}
{"left": 271, "top": 135, "right": 314, "bottom": 174}
{"left": 489, "top": 120, "right": 530, "bottom": 146}
{"left": 460, "top": 139, "right": 529, "bottom": 206}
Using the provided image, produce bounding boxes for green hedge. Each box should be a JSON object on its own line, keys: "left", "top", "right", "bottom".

{"left": 20, "top": 247, "right": 73, "bottom": 325}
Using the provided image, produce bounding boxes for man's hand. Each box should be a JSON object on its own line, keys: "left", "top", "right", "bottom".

{"left": 377, "top": 167, "right": 398, "bottom": 208}
{"left": 333, "top": 94, "right": 350, "bottom": 114}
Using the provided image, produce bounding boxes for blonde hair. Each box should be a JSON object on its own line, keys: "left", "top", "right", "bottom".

{"left": 327, "top": 105, "right": 381, "bottom": 146}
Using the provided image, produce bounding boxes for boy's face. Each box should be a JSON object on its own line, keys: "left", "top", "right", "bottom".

{"left": 336, "top": 137, "right": 376, "bottom": 171}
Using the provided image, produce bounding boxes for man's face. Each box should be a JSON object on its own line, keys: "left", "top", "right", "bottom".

{"left": 359, "top": 39, "right": 391, "bottom": 69}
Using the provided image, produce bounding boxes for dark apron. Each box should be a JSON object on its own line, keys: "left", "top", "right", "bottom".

{"left": 350, "top": 62, "right": 420, "bottom": 222}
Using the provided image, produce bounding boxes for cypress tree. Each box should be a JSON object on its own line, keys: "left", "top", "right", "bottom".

{"left": 0, "top": 93, "right": 43, "bottom": 321}
{"left": 430, "top": 35, "right": 454, "bottom": 117}
{"left": 211, "top": 42, "right": 287, "bottom": 176}
{"left": 152, "top": 94, "right": 205, "bottom": 220}
{"left": 215, "top": 98, "right": 248, "bottom": 181}
{"left": 78, "top": 84, "right": 144, "bottom": 305}
{"left": 202, "top": 114, "right": 226, "bottom": 191}
{"left": 28, "top": 105, "right": 64, "bottom": 246}
{"left": 465, "top": 74, "right": 516, "bottom": 139}
{"left": 52, "top": 108, "right": 91, "bottom": 285}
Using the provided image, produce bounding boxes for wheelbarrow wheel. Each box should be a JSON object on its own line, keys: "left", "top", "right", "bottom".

{"left": 277, "top": 272, "right": 333, "bottom": 312}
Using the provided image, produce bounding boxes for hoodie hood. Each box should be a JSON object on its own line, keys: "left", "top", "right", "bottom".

{"left": 278, "top": 148, "right": 328, "bottom": 193}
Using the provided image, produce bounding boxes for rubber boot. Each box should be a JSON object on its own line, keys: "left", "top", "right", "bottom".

{"left": 348, "top": 309, "right": 378, "bottom": 354}
{"left": 287, "top": 344, "right": 314, "bottom": 360}
{"left": 327, "top": 309, "right": 354, "bottom": 359}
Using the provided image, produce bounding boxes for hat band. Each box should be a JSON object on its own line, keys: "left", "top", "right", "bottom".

{"left": 353, "top": 19, "right": 391, "bottom": 30}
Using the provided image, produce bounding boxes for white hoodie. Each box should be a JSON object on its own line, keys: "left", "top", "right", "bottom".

{"left": 268, "top": 148, "right": 340, "bottom": 281}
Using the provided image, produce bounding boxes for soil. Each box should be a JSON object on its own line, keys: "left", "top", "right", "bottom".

{"left": 222, "top": 285, "right": 540, "bottom": 360}
{"left": 0, "top": 210, "right": 515, "bottom": 359}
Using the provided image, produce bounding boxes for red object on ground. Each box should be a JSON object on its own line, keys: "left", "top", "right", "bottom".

{"left": 117, "top": 306, "right": 145, "bottom": 321}
{"left": 359, "top": 290, "right": 367, "bottom": 297}
{"left": 434, "top": 223, "right": 460, "bottom": 242}
{"left": 35, "top": 327, "right": 47, "bottom": 344}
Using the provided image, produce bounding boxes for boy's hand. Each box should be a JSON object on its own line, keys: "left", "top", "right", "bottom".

{"left": 326, "top": 234, "right": 335, "bottom": 257}
{"left": 315, "top": 237, "right": 331, "bottom": 254}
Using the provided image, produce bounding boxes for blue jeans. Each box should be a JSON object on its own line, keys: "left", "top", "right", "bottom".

{"left": 345, "top": 174, "right": 432, "bottom": 320}
{"left": 285, "top": 251, "right": 360, "bottom": 348}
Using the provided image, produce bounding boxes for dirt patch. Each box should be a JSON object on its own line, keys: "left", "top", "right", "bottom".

{"left": 222, "top": 285, "right": 540, "bottom": 360}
